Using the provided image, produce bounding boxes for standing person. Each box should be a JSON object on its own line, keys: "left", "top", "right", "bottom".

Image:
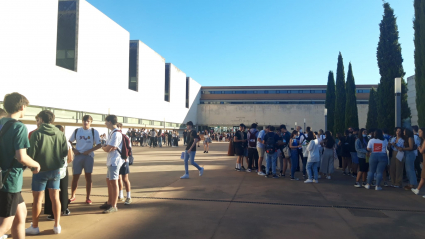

{"left": 157, "top": 129, "right": 163, "bottom": 148}
{"left": 100, "top": 115, "right": 123, "bottom": 213}
{"left": 172, "top": 131, "right": 177, "bottom": 147}
{"left": 149, "top": 128, "right": 156, "bottom": 148}
{"left": 68, "top": 115, "right": 101, "bottom": 205}
{"left": 335, "top": 133, "right": 343, "bottom": 169}
{"left": 234, "top": 124, "right": 247, "bottom": 171}
{"left": 278, "top": 125, "right": 291, "bottom": 177}
{"left": 412, "top": 128, "right": 425, "bottom": 196}
{"left": 263, "top": 126, "right": 279, "bottom": 178}
{"left": 412, "top": 126, "right": 422, "bottom": 180}
{"left": 340, "top": 130, "right": 352, "bottom": 176}
{"left": 44, "top": 125, "right": 73, "bottom": 221}
{"left": 256, "top": 126, "right": 267, "bottom": 176}
{"left": 398, "top": 129, "right": 417, "bottom": 190}
{"left": 176, "top": 131, "right": 180, "bottom": 147}
{"left": 365, "top": 129, "right": 388, "bottom": 190}
{"left": 247, "top": 123, "right": 259, "bottom": 173}
{"left": 349, "top": 128, "right": 359, "bottom": 178}
{"left": 320, "top": 131, "right": 335, "bottom": 179}
{"left": 168, "top": 131, "right": 172, "bottom": 147}
{"left": 26, "top": 110, "right": 68, "bottom": 235}
{"left": 0, "top": 93, "right": 41, "bottom": 239}
{"left": 28, "top": 116, "right": 42, "bottom": 140}
{"left": 180, "top": 121, "right": 204, "bottom": 179}
{"left": 203, "top": 130, "right": 210, "bottom": 153}
{"left": 0, "top": 108, "right": 6, "bottom": 119}
{"left": 305, "top": 132, "right": 320, "bottom": 183}
{"left": 289, "top": 130, "right": 302, "bottom": 180}
{"left": 135, "top": 129, "right": 141, "bottom": 147}
{"left": 390, "top": 127, "right": 405, "bottom": 188}
{"left": 183, "top": 130, "right": 188, "bottom": 145}
{"left": 295, "top": 126, "right": 306, "bottom": 173}
{"left": 354, "top": 129, "right": 369, "bottom": 187}
{"left": 116, "top": 123, "right": 132, "bottom": 205}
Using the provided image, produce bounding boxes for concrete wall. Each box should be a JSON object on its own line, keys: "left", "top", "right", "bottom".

{"left": 197, "top": 104, "right": 369, "bottom": 132}
{"left": 407, "top": 75, "right": 418, "bottom": 126}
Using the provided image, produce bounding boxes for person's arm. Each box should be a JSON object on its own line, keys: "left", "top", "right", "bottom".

{"left": 419, "top": 143, "right": 425, "bottom": 154}
{"left": 102, "top": 145, "right": 117, "bottom": 152}
{"left": 15, "top": 149, "right": 40, "bottom": 173}
{"left": 307, "top": 140, "right": 314, "bottom": 151}
{"left": 400, "top": 138, "right": 414, "bottom": 151}
{"left": 67, "top": 146, "right": 73, "bottom": 164}
{"left": 355, "top": 139, "right": 367, "bottom": 154}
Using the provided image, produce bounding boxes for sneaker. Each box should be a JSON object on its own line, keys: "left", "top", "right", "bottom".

{"left": 103, "top": 206, "right": 118, "bottom": 214}
{"left": 124, "top": 198, "right": 132, "bottom": 205}
{"left": 371, "top": 182, "right": 376, "bottom": 187}
{"left": 203, "top": 151, "right": 206, "bottom": 153}
{"left": 47, "top": 215, "right": 54, "bottom": 221}
{"left": 25, "top": 224, "right": 40, "bottom": 235}
{"left": 118, "top": 197, "right": 125, "bottom": 202}
{"left": 362, "top": 182, "right": 367, "bottom": 187}
{"left": 68, "top": 197, "right": 76, "bottom": 204}
{"left": 236, "top": 168, "right": 241, "bottom": 172}
{"left": 86, "top": 199, "right": 92, "bottom": 205}
{"left": 326, "top": 175, "right": 331, "bottom": 180}
{"left": 246, "top": 169, "right": 251, "bottom": 173}
{"left": 180, "top": 174, "right": 190, "bottom": 179}
{"left": 206, "top": 151, "right": 208, "bottom": 153}
{"left": 235, "top": 167, "right": 238, "bottom": 171}
{"left": 63, "top": 208, "right": 71, "bottom": 216}
{"left": 0, "top": 235, "right": 7, "bottom": 239}
{"left": 100, "top": 202, "right": 110, "bottom": 209}
{"left": 318, "top": 175, "right": 322, "bottom": 179}
{"left": 384, "top": 182, "right": 389, "bottom": 187}
{"left": 354, "top": 182, "right": 361, "bottom": 188}
{"left": 241, "top": 166, "right": 246, "bottom": 171}
{"left": 422, "top": 195, "right": 425, "bottom": 198}
{"left": 375, "top": 186, "right": 383, "bottom": 191}
{"left": 304, "top": 179, "right": 313, "bottom": 183}
{"left": 412, "top": 188, "right": 420, "bottom": 195}
{"left": 313, "top": 179, "right": 319, "bottom": 183}
{"left": 290, "top": 178, "right": 299, "bottom": 181}
{"left": 272, "top": 175, "right": 279, "bottom": 179}
{"left": 257, "top": 172, "right": 266, "bottom": 176}
{"left": 393, "top": 185, "right": 401, "bottom": 188}
{"left": 364, "top": 184, "right": 370, "bottom": 189}
{"left": 199, "top": 167, "right": 204, "bottom": 176}
{"left": 343, "top": 172, "right": 347, "bottom": 176}
{"left": 53, "top": 225, "right": 61, "bottom": 234}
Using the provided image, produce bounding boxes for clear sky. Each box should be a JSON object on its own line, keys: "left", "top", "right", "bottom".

{"left": 87, "top": 0, "right": 414, "bottom": 87}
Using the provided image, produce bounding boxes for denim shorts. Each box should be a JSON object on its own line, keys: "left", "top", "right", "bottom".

{"left": 107, "top": 165, "right": 120, "bottom": 180}
{"left": 32, "top": 169, "right": 61, "bottom": 191}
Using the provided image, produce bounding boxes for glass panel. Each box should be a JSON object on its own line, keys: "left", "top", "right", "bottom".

{"left": 224, "top": 91, "right": 233, "bottom": 94}
{"left": 117, "top": 116, "right": 124, "bottom": 123}
{"left": 89, "top": 113, "right": 103, "bottom": 122}
{"left": 154, "top": 121, "right": 162, "bottom": 126}
{"left": 127, "top": 118, "right": 138, "bottom": 124}
{"left": 54, "top": 109, "right": 76, "bottom": 119}
{"left": 129, "top": 42, "right": 138, "bottom": 91}
{"left": 142, "top": 119, "right": 151, "bottom": 125}
{"left": 26, "top": 106, "right": 43, "bottom": 116}
{"left": 164, "top": 64, "right": 170, "bottom": 101}
{"left": 185, "top": 77, "right": 189, "bottom": 108}
{"left": 56, "top": 0, "right": 78, "bottom": 71}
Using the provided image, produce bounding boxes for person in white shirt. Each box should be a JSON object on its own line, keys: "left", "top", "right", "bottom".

{"left": 117, "top": 123, "right": 132, "bottom": 205}
{"left": 100, "top": 115, "right": 123, "bottom": 213}
{"left": 365, "top": 129, "right": 389, "bottom": 190}
{"left": 305, "top": 132, "right": 320, "bottom": 183}
{"left": 68, "top": 115, "right": 101, "bottom": 205}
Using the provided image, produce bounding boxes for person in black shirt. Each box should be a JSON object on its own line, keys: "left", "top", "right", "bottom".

{"left": 180, "top": 121, "right": 204, "bottom": 179}
{"left": 263, "top": 126, "right": 280, "bottom": 178}
{"left": 234, "top": 124, "right": 247, "bottom": 171}
{"left": 183, "top": 130, "right": 188, "bottom": 145}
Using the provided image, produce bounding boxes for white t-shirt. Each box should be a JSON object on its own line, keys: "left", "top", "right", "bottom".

{"left": 106, "top": 129, "right": 123, "bottom": 166}
{"left": 367, "top": 139, "right": 388, "bottom": 153}
{"left": 151, "top": 130, "right": 156, "bottom": 137}
{"left": 69, "top": 128, "right": 101, "bottom": 157}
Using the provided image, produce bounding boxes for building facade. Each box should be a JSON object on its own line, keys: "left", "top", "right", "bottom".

{"left": 407, "top": 75, "right": 418, "bottom": 127}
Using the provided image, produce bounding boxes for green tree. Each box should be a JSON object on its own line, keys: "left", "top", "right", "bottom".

{"left": 414, "top": 0, "right": 425, "bottom": 127}
{"left": 334, "top": 52, "right": 346, "bottom": 134}
{"left": 366, "top": 88, "right": 379, "bottom": 129}
{"left": 345, "top": 63, "right": 359, "bottom": 128}
{"left": 376, "top": 2, "right": 410, "bottom": 130}
{"left": 325, "top": 71, "right": 336, "bottom": 133}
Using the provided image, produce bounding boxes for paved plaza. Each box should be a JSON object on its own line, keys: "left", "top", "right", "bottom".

{"left": 14, "top": 142, "right": 425, "bottom": 239}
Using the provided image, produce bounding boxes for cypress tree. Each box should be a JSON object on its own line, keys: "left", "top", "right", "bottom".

{"left": 366, "top": 88, "right": 379, "bottom": 130}
{"left": 325, "top": 71, "right": 336, "bottom": 133}
{"left": 345, "top": 63, "right": 359, "bottom": 128}
{"left": 414, "top": 0, "right": 425, "bottom": 127}
{"left": 376, "top": 2, "right": 410, "bottom": 130}
{"left": 334, "top": 52, "right": 346, "bottom": 134}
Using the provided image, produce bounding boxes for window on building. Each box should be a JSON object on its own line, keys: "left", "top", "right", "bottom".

{"left": 185, "top": 77, "right": 189, "bottom": 108}
{"left": 165, "top": 64, "right": 170, "bottom": 102}
{"left": 128, "top": 42, "right": 138, "bottom": 91}
{"left": 56, "top": 0, "right": 79, "bottom": 71}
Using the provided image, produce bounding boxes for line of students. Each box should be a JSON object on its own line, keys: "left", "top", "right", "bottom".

{"left": 127, "top": 128, "right": 180, "bottom": 148}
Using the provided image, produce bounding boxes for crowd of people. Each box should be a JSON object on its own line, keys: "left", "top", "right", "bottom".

{"left": 125, "top": 128, "right": 181, "bottom": 148}
{"left": 231, "top": 123, "right": 425, "bottom": 193}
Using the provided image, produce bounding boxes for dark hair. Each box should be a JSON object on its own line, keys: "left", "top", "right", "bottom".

{"left": 0, "top": 108, "right": 7, "bottom": 117}
{"left": 55, "top": 125, "right": 65, "bottom": 132}
{"left": 307, "top": 131, "right": 315, "bottom": 141}
{"left": 3, "top": 92, "right": 29, "bottom": 114}
{"left": 117, "top": 123, "right": 123, "bottom": 128}
{"left": 239, "top": 123, "right": 246, "bottom": 128}
{"left": 266, "top": 125, "right": 271, "bottom": 129}
{"left": 353, "top": 128, "right": 359, "bottom": 132}
{"left": 159, "top": 129, "right": 162, "bottom": 135}
{"left": 251, "top": 123, "right": 258, "bottom": 129}
{"left": 404, "top": 128, "right": 414, "bottom": 147}
{"left": 280, "top": 124, "right": 286, "bottom": 130}
{"left": 37, "top": 110, "right": 55, "bottom": 124}
{"left": 186, "top": 121, "right": 193, "bottom": 126}
{"left": 344, "top": 130, "right": 350, "bottom": 136}
{"left": 412, "top": 125, "right": 419, "bottom": 133}
{"left": 395, "top": 127, "right": 403, "bottom": 136}
{"left": 306, "top": 126, "right": 311, "bottom": 133}
{"left": 324, "top": 131, "right": 335, "bottom": 148}
{"left": 420, "top": 128, "right": 425, "bottom": 146}
{"left": 269, "top": 126, "right": 275, "bottom": 131}
{"left": 382, "top": 128, "right": 389, "bottom": 134}
{"left": 358, "top": 128, "right": 366, "bottom": 139}
{"left": 291, "top": 130, "right": 298, "bottom": 138}
{"left": 105, "top": 115, "right": 118, "bottom": 125}
{"left": 374, "top": 129, "right": 384, "bottom": 140}
{"left": 82, "top": 115, "right": 93, "bottom": 122}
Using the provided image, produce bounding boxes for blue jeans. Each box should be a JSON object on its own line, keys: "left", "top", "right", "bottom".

{"left": 158, "top": 137, "right": 162, "bottom": 147}
{"left": 32, "top": 169, "right": 60, "bottom": 191}
{"left": 302, "top": 157, "right": 307, "bottom": 176}
{"left": 350, "top": 152, "right": 359, "bottom": 164}
{"left": 307, "top": 162, "right": 319, "bottom": 180}
{"left": 290, "top": 149, "right": 299, "bottom": 178}
{"left": 184, "top": 150, "right": 201, "bottom": 175}
{"left": 367, "top": 153, "right": 388, "bottom": 186}
{"left": 405, "top": 151, "right": 418, "bottom": 186}
{"left": 265, "top": 152, "right": 277, "bottom": 175}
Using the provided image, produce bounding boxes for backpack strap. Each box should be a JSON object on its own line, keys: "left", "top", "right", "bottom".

{"left": 73, "top": 128, "right": 78, "bottom": 141}
{"left": 91, "top": 128, "right": 96, "bottom": 147}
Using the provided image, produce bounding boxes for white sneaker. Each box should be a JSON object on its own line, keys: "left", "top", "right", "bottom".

{"left": 180, "top": 174, "right": 189, "bottom": 179}
{"left": 313, "top": 179, "right": 319, "bottom": 183}
{"left": 246, "top": 169, "right": 251, "bottom": 173}
{"left": 318, "top": 175, "right": 322, "bottom": 179}
{"left": 304, "top": 179, "right": 313, "bottom": 183}
{"left": 364, "top": 184, "right": 370, "bottom": 189}
{"left": 412, "top": 188, "right": 420, "bottom": 195}
{"left": 257, "top": 172, "right": 266, "bottom": 176}
{"left": 0, "top": 234, "right": 8, "bottom": 239}
{"left": 326, "top": 175, "right": 331, "bottom": 180}
{"left": 199, "top": 168, "right": 204, "bottom": 176}
{"left": 375, "top": 186, "right": 382, "bottom": 191}
{"left": 25, "top": 224, "right": 40, "bottom": 235}
{"left": 53, "top": 225, "right": 61, "bottom": 234}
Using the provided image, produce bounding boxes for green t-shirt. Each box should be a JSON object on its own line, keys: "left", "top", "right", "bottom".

{"left": 0, "top": 118, "right": 29, "bottom": 193}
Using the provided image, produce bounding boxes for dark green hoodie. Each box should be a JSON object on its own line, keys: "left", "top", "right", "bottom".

{"left": 28, "top": 124, "right": 68, "bottom": 172}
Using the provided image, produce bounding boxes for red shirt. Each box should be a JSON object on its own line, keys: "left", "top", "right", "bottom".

{"left": 28, "top": 129, "right": 37, "bottom": 140}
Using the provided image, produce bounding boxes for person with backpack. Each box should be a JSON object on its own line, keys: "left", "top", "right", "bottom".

{"left": 256, "top": 126, "right": 267, "bottom": 176}
{"left": 247, "top": 123, "right": 259, "bottom": 173}
{"left": 289, "top": 130, "right": 302, "bottom": 180}
{"left": 116, "top": 123, "right": 132, "bottom": 205}
{"left": 0, "top": 93, "right": 41, "bottom": 239}
{"left": 234, "top": 124, "right": 247, "bottom": 171}
{"left": 296, "top": 126, "right": 306, "bottom": 174}
{"left": 339, "top": 130, "right": 352, "bottom": 176}
{"left": 100, "top": 115, "right": 124, "bottom": 213}
{"left": 68, "top": 115, "right": 101, "bottom": 205}
{"left": 26, "top": 110, "right": 68, "bottom": 235}
{"left": 180, "top": 121, "right": 204, "bottom": 179}
{"left": 354, "top": 129, "right": 369, "bottom": 188}
{"left": 262, "top": 126, "right": 279, "bottom": 178}
{"left": 278, "top": 125, "right": 291, "bottom": 177}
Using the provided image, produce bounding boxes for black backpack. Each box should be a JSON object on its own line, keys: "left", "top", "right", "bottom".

{"left": 265, "top": 133, "right": 276, "bottom": 154}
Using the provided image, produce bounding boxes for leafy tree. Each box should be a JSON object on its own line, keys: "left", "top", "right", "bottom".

{"left": 366, "top": 88, "right": 379, "bottom": 129}
{"left": 376, "top": 2, "right": 410, "bottom": 130}
{"left": 414, "top": 0, "right": 425, "bottom": 127}
{"left": 334, "top": 52, "right": 346, "bottom": 134}
{"left": 325, "top": 71, "right": 336, "bottom": 133}
{"left": 345, "top": 63, "right": 359, "bottom": 128}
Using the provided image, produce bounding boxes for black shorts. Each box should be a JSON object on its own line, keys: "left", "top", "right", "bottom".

{"left": 235, "top": 147, "right": 244, "bottom": 156}
{"left": 358, "top": 157, "right": 369, "bottom": 172}
{"left": 248, "top": 148, "right": 259, "bottom": 160}
{"left": 0, "top": 191, "right": 24, "bottom": 217}
{"left": 119, "top": 161, "right": 130, "bottom": 175}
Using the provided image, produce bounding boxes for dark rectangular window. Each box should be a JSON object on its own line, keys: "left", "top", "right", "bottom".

{"left": 165, "top": 64, "right": 170, "bottom": 102}
{"left": 257, "top": 90, "right": 265, "bottom": 94}
{"left": 128, "top": 42, "right": 138, "bottom": 91}
{"left": 280, "top": 90, "right": 289, "bottom": 94}
{"left": 56, "top": 0, "right": 79, "bottom": 71}
{"left": 224, "top": 91, "right": 233, "bottom": 94}
{"left": 185, "top": 77, "right": 189, "bottom": 108}
{"left": 246, "top": 91, "right": 255, "bottom": 94}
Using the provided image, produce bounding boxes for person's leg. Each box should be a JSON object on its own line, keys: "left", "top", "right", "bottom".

{"left": 31, "top": 191, "right": 44, "bottom": 228}
{"left": 415, "top": 155, "right": 422, "bottom": 179}
{"left": 302, "top": 157, "right": 307, "bottom": 176}
{"left": 44, "top": 188, "right": 52, "bottom": 216}
{"left": 184, "top": 151, "right": 190, "bottom": 175}
{"left": 406, "top": 152, "right": 418, "bottom": 186}
{"left": 48, "top": 189, "right": 61, "bottom": 228}
{"left": 306, "top": 162, "right": 313, "bottom": 179}
{"left": 265, "top": 154, "right": 271, "bottom": 175}
{"left": 338, "top": 155, "right": 342, "bottom": 168}
{"left": 390, "top": 154, "right": 397, "bottom": 185}
{"left": 254, "top": 150, "right": 259, "bottom": 169}
{"left": 272, "top": 153, "right": 277, "bottom": 175}
{"left": 70, "top": 155, "right": 83, "bottom": 200}
{"left": 290, "top": 151, "right": 298, "bottom": 178}
{"left": 204, "top": 142, "right": 207, "bottom": 152}
{"left": 106, "top": 178, "right": 111, "bottom": 205}
{"left": 189, "top": 151, "right": 201, "bottom": 170}
{"left": 123, "top": 174, "right": 131, "bottom": 196}
{"left": 11, "top": 201, "right": 26, "bottom": 239}
{"left": 118, "top": 175, "right": 123, "bottom": 198}
{"left": 347, "top": 158, "right": 352, "bottom": 174}
{"left": 342, "top": 157, "right": 347, "bottom": 173}
{"left": 110, "top": 179, "right": 119, "bottom": 208}
{"left": 376, "top": 160, "right": 387, "bottom": 187}
{"left": 313, "top": 162, "right": 319, "bottom": 180}
{"left": 0, "top": 216, "right": 14, "bottom": 237}
{"left": 278, "top": 155, "right": 283, "bottom": 174}
{"left": 395, "top": 157, "right": 405, "bottom": 186}
{"left": 367, "top": 155, "right": 378, "bottom": 185}
{"left": 60, "top": 169, "right": 69, "bottom": 213}
{"left": 417, "top": 178, "right": 425, "bottom": 190}
{"left": 248, "top": 149, "right": 253, "bottom": 170}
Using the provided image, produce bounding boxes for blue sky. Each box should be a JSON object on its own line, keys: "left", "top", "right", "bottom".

{"left": 87, "top": 0, "right": 415, "bottom": 87}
